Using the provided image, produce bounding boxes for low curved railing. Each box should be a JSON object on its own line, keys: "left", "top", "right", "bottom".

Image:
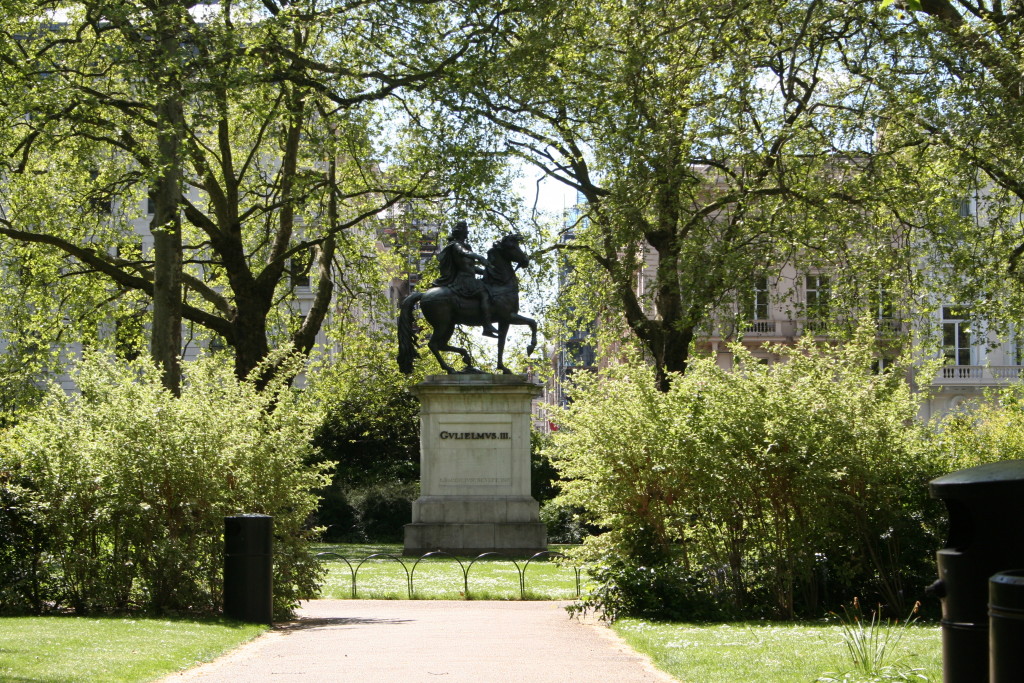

{"left": 315, "top": 550, "right": 581, "bottom": 600}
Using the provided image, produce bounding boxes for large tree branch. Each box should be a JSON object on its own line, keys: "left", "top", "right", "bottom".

{"left": 0, "top": 217, "right": 231, "bottom": 335}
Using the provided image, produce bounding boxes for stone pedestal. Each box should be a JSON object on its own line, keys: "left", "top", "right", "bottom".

{"left": 403, "top": 375, "right": 547, "bottom": 556}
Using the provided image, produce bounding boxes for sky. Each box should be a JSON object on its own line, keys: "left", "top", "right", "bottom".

{"left": 515, "top": 171, "right": 579, "bottom": 220}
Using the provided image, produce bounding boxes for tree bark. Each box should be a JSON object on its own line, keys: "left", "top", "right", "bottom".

{"left": 150, "top": 5, "right": 185, "bottom": 395}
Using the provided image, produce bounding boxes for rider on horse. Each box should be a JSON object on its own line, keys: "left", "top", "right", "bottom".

{"left": 431, "top": 220, "right": 498, "bottom": 338}
{"left": 397, "top": 228, "right": 536, "bottom": 375}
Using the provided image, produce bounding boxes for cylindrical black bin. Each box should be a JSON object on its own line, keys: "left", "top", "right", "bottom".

{"left": 224, "top": 514, "right": 273, "bottom": 624}
{"left": 930, "top": 460, "right": 1024, "bottom": 683}
{"left": 990, "top": 569, "right": 1024, "bottom": 683}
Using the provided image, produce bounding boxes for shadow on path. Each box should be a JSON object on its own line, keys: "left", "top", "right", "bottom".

{"left": 275, "top": 616, "right": 413, "bottom": 633}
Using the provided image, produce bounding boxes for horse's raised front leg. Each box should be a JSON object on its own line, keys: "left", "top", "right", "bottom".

{"left": 509, "top": 314, "right": 538, "bottom": 357}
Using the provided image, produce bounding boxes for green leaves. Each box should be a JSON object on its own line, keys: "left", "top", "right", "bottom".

{"left": 547, "top": 333, "right": 943, "bottom": 619}
{"left": 0, "top": 1, "right": 507, "bottom": 387}
{"left": 940, "top": 384, "right": 1024, "bottom": 471}
{"left": 879, "top": 0, "right": 923, "bottom": 12}
{"left": 441, "top": 0, "right": 940, "bottom": 386}
{"left": 0, "top": 352, "right": 330, "bottom": 617}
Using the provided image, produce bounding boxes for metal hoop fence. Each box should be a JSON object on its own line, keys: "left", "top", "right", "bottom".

{"left": 315, "top": 550, "right": 581, "bottom": 600}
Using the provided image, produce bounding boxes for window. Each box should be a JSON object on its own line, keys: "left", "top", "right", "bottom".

{"left": 872, "top": 288, "right": 894, "bottom": 320}
{"left": 957, "top": 198, "right": 974, "bottom": 218}
{"left": 805, "top": 274, "right": 830, "bottom": 318}
{"left": 871, "top": 354, "right": 897, "bottom": 374}
{"left": 752, "top": 276, "right": 769, "bottom": 320}
{"left": 1007, "top": 331, "right": 1024, "bottom": 368}
{"left": 942, "top": 307, "right": 972, "bottom": 366}
{"left": 740, "top": 275, "right": 770, "bottom": 323}
{"left": 564, "top": 338, "right": 596, "bottom": 368}
{"left": 871, "top": 288, "right": 900, "bottom": 333}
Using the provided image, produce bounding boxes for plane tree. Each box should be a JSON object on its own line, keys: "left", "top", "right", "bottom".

{"left": 878, "top": 0, "right": 1024, "bottom": 218}
{"left": 437, "top": 0, "right": 912, "bottom": 390}
{"left": 864, "top": 0, "right": 1024, "bottom": 328}
{"left": 0, "top": 0, "right": 503, "bottom": 392}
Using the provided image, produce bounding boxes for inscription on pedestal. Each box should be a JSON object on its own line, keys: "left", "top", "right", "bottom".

{"left": 439, "top": 430, "right": 511, "bottom": 440}
{"left": 437, "top": 416, "right": 512, "bottom": 488}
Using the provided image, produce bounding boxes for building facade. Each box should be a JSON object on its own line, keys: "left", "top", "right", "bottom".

{"left": 544, "top": 192, "right": 1024, "bottom": 421}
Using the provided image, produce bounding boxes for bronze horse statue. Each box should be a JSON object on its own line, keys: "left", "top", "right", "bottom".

{"left": 397, "top": 233, "right": 537, "bottom": 374}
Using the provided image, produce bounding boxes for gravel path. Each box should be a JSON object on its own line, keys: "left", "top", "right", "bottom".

{"left": 158, "top": 600, "right": 676, "bottom": 682}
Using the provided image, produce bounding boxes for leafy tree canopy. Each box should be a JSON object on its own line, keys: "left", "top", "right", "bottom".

{"left": 0, "top": 0, "right": 516, "bottom": 391}
{"left": 428, "top": 0, "right": 966, "bottom": 387}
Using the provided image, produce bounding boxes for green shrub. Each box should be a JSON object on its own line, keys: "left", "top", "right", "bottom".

{"left": 306, "top": 358, "right": 419, "bottom": 542}
{"left": 0, "top": 473, "right": 56, "bottom": 613}
{"left": 568, "top": 535, "right": 729, "bottom": 622}
{"left": 939, "top": 383, "right": 1024, "bottom": 469}
{"left": 547, "top": 332, "right": 944, "bottom": 620}
{"left": 347, "top": 481, "right": 418, "bottom": 542}
{"left": 312, "top": 485, "right": 361, "bottom": 542}
{"left": 531, "top": 430, "right": 561, "bottom": 503}
{"left": 0, "top": 352, "right": 331, "bottom": 619}
{"left": 539, "top": 499, "right": 592, "bottom": 544}
{"left": 533, "top": 429, "right": 596, "bottom": 544}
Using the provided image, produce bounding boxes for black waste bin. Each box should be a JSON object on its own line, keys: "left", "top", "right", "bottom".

{"left": 930, "top": 460, "right": 1024, "bottom": 683}
{"left": 224, "top": 514, "right": 273, "bottom": 624}
{"left": 990, "top": 569, "right": 1024, "bottom": 683}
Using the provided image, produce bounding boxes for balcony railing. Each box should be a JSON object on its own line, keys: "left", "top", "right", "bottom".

{"left": 706, "top": 317, "right": 906, "bottom": 341}
{"left": 935, "top": 366, "right": 1024, "bottom": 384}
{"left": 740, "top": 320, "right": 778, "bottom": 336}
{"left": 799, "top": 319, "right": 829, "bottom": 336}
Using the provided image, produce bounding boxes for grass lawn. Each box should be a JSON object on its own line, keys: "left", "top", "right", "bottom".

{"left": 312, "top": 542, "right": 584, "bottom": 600}
{"left": 612, "top": 618, "right": 942, "bottom": 682}
{"left": 1, "top": 547, "right": 943, "bottom": 683}
{"left": 0, "top": 615, "right": 266, "bottom": 683}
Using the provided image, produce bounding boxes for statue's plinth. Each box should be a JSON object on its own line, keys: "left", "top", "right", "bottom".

{"left": 403, "top": 374, "right": 547, "bottom": 556}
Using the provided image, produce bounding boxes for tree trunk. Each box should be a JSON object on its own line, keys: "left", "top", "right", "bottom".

{"left": 227, "top": 280, "right": 273, "bottom": 387}
{"left": 150, "top": 9, "right": 184, "bottom": 396}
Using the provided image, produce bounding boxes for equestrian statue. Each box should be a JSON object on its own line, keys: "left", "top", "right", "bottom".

{"left": 397, "top": 220, "right": 537, "bottom": 375}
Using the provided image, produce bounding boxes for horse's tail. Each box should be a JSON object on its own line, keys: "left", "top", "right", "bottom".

{"left": 397, "top": 292, "right": 423, "bottom": 374}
